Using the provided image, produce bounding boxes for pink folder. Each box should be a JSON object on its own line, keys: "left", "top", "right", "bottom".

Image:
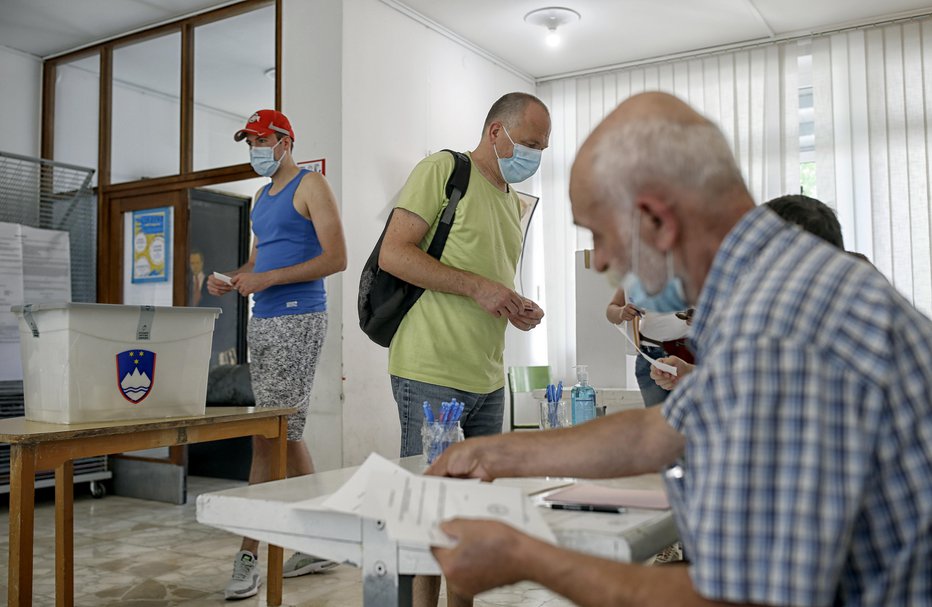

{"left": 544, "top": 484, "right": 670, "bottom": 510}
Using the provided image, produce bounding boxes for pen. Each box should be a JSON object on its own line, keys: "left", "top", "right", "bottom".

{"left": 548, "top": 503, "right": 627, "bottom": 514}
{"left": 423, "top": 401, "right": 434, "bottom": 423}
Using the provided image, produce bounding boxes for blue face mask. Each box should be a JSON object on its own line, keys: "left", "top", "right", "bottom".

{"left": 494, "top": 125, "right": 542, "bottom": 183}
{"left": 620, "top": 217, "right": 689, "bottom": 313}
{"left": 622, "top": 271, "right": 688, "bottom": 314}
{"left": 249, "top": 139, "right": 283, "bottom": 177}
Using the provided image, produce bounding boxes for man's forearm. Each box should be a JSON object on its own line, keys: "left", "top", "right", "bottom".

{"left": 264, "top": 251, "right": 347, "bottom": 287}
{"left": 490, "top": 408, "right": 683, "bottom": 480}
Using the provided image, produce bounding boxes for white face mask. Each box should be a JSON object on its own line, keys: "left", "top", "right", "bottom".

{"left": 249, "top": 138, "right": 284, "bottom": 177}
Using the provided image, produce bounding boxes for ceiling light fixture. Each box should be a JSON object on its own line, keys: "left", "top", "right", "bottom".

{"left": 264, "top": 67, "right": 276, "bottom": 81}
{"left": 524, "top": 6, "right": 581, "bottom": 48}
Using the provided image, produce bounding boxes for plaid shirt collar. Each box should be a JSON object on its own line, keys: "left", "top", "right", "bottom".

{"left": 689, "top": 206, "right": 787, "bottom": 362}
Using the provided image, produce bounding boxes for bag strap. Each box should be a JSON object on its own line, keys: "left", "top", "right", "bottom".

{"left": 426, "top": 150, "right": 470, "bottom": 259}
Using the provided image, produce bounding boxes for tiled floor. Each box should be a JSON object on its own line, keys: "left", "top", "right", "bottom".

{"left": 0, "top": 476, "right": 576, "bottom": 606}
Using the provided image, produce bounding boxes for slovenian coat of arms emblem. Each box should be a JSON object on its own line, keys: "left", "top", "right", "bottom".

{"left": 116, "top": 349, "right": 156, "bottom": 403}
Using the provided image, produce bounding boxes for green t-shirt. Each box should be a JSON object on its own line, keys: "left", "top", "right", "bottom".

{"left": 388, "top": 151, "right": 524, "bottom": 393}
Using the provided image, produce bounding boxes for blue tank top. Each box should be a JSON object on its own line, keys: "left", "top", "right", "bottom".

{"left": 251, "top": 170, "right": 326, "bottom": 317}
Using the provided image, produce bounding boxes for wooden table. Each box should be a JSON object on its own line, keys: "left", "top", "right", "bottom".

{"left": 0, "top": 406, "right": 296, "bottom": 607}
{"left": 198, "top": 456, "right": 678, "bottom": 607}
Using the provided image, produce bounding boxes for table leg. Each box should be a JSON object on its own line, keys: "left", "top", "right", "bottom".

{"left": 8, "top": 444, "right": 36, "bottom": 607}
{"left": 265, "top": 415, "right": 287, "bottom": 606}
{"left": 56, "top": 460, "right": 74, "bottom": 607}
{"left": 362, "top": 518, "right": 412, "bottom": 607}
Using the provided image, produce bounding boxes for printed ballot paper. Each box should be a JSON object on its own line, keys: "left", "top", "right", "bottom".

{"left": 294, "top": 453, "right": 556, "bottom": 548}
{"left": 614, "top": 322, "right": 678, "bottom": 376}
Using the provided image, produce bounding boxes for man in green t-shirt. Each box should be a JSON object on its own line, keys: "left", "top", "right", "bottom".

{"left": 380, "top": 91, "right": 549, "bottom": 454}
{"left": 379, "top": 91, "right": 550, "bottom": 606}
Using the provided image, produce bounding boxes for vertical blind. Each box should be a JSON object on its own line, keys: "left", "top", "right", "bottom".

{"left": 537, "top": 43, "right": 801, "bottom": 380}
{"left": 812, "top": 18, "right": 932, "bottom": 317}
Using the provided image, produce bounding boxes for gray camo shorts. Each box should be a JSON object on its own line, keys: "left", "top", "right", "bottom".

{"left": 247, "top": 311, "right": 328, "bottom": 441}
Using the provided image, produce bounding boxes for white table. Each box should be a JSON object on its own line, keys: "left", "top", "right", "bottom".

{"left": 196, "top": 456, "right": 677, "bottom": 607}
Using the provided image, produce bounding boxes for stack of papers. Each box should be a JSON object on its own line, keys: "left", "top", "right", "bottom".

{"left": 292, "top": 453, "right": 556, "bottom": 548}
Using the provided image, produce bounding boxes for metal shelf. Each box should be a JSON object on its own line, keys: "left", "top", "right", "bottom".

{"left": 0, "top": 151, "right": 103, "bottom": 495}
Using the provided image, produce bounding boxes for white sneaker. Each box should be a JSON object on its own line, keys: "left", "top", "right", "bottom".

{"left": 282, "top": 552, "right": 339, "bottom": 578}
{"left": 224, "top": 550, "right": 261, "bottom": 600}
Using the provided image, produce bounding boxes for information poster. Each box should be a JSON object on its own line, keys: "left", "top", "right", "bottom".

{"left": 132, "top": 208, "right": 171, "bottom": 284}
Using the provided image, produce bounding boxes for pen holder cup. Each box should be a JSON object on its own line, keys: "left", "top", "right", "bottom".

{"left": 539, "top": 400, "right": 570, "bottom": 430}
{"left": 422, "top": 420, "right": 464, "bottom": 465}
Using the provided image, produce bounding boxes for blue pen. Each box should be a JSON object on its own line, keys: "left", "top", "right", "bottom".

{"left": 423, "top": 401, "right": 434, "bottom": 423}
{"left": 556, "top": 380, "right": 563, "bottom": 402}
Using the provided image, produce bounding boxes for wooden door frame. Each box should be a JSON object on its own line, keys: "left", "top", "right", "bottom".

{"left": 39, "top": 0, "right": 278, "bottom": 303}
{"left": 106, "top": 191, "right": 187, "bottom": 306}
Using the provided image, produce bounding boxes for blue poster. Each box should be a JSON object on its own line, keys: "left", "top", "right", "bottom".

{"left": 131, "top": 208, "right": 171, "bottom": 283}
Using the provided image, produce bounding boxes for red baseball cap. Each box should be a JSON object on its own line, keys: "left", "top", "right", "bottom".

{"left": 233, "top": 109, "right": 295, "bottom": 142}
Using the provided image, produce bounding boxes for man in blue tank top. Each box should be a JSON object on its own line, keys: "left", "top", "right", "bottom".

{"left": 207, "top": 110, "right": 347, "bottom": 600}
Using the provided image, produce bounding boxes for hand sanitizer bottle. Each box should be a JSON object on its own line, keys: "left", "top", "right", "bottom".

{"left": 571, "top": 365, "right": 597, "bottom": 425}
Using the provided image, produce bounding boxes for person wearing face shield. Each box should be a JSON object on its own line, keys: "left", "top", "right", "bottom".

{"left": 425, "top": 92, "right": 932, "bottom": 607}
{"left": 206, "top": 110, "right": 347, "bottom": 600}
{"left": 377, "top": 92, "right": 550, "bottom": 607}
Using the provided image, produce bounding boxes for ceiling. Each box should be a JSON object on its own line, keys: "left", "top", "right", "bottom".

{"left": 398, "top": 0, "right": 932, "bottom": 78}
{"left": 2, "top": 0, "right": 931, "bottom": 80}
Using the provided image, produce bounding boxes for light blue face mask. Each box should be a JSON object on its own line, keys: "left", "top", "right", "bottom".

{"left": 494, "top": 125, "right": 542, "bottom": 184}
{"left": 620, "top": 215, "right": 689, "bottom": 313}
{"left": 622, "top": 270, "right": 688, "bottom": 314}
{"left": 249, "top": 139, "right": 283, "bottom": 177}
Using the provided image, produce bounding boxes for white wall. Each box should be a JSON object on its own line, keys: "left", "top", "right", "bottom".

{"left": 340, "top": 0, "right": 535, "bottom": 465}
{"left": 0, "top": 45, "right": 41, "bottom": 158}
{"left": 282, "top": 0, "right": 345, "bottom": 472}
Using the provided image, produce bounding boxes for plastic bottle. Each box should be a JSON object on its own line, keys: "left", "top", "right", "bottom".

{"left": 571, "top": 365, "right": 597, "bottom": 425}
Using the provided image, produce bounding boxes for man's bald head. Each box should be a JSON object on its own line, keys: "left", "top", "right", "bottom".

{"left": 572, "top": 92, "right": 746, "bottom": 218}
{"left": 570, "top": 92, "right": 755, "bottom": 302}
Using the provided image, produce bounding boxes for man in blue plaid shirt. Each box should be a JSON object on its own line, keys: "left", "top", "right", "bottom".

{"left": 427, "top": 92, "right": 932, "bottom": 606}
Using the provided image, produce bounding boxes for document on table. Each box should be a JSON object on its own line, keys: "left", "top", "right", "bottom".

{"left": 292, "top": 453, "right": 556, "bottom": 548}
{"left": 543, "top": 483, "right": 670, "bottom": 510}
{"left": 296, "top": 452, "right": 411, "bottom": 515}
{"left": 363, "top": 471, "right": 556, "bottom": 548}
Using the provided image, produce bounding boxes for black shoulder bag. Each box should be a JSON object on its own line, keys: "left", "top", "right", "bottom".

{"left": 358, "top": 150, "right": 471, "bottom": 347}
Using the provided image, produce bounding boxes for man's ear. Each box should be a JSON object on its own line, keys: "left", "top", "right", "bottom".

{"left": 634, "top": 194, "right": 678, "bottom": 253}
{"left": 488, "top": 121, "right": 504, "bottom": 142}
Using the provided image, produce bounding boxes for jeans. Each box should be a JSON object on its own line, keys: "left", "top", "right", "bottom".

{"left": 391, "top": 375, "right": 504, "bottom": 457}
{"left": 635, "top": 346, "right": 671, "bottom": 407}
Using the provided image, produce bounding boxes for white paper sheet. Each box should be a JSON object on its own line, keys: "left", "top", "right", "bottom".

{"left": 0, "top": 223, "right": 72, "bottom": 381}
{"left": 0, "top": 223, "right": 26, "bottom": 381}
{"left": 292, "top": 452, "right": 413, "bottom": 514}
{"left": 614, "top": 323, "right": 678, "bottom": 376}
{"left": 21, "top": 225, "right": 72, "bottom": 302}
{"left": 293, "top": 453, "right": 557, "bottom": 549}
{"left": 492, "top": 477, "right": 575, "bottom": 497}
{"left": 363, "top": 471, "right": 557, "bottom": 548}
